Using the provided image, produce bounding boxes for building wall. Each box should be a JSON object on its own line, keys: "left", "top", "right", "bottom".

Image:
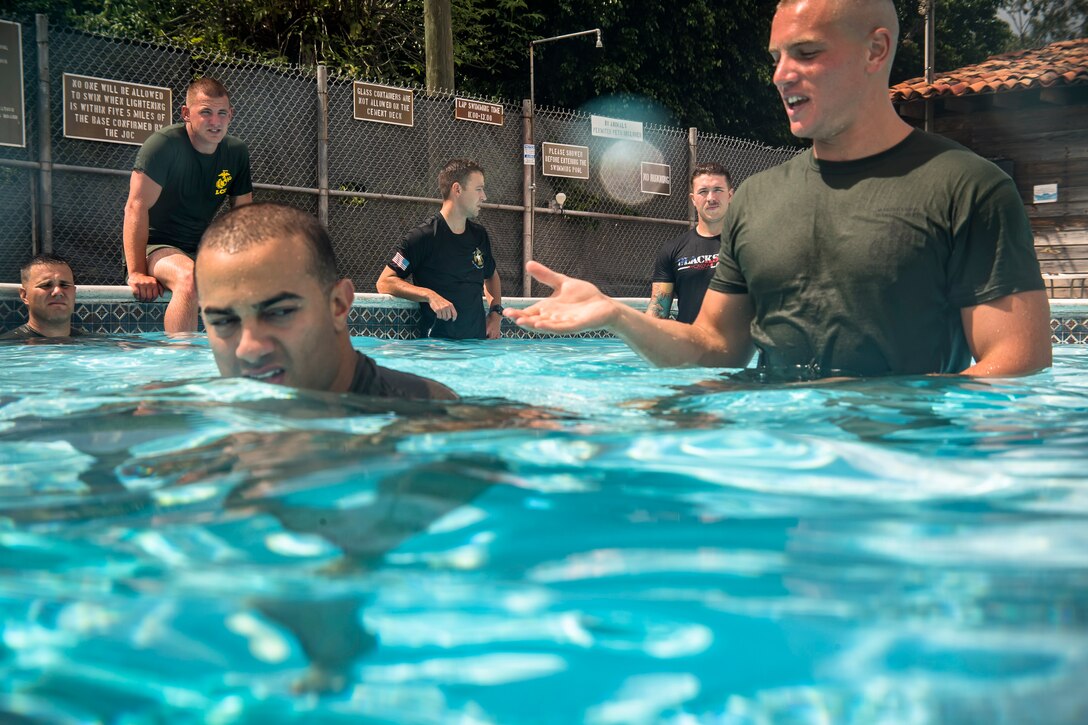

{"left": 922, "top": 90, "right": 1088, "bottom": 296}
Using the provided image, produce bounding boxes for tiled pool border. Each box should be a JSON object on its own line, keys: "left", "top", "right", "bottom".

{"left": 2, "top": 284, "right": 1087, "bottom": 344}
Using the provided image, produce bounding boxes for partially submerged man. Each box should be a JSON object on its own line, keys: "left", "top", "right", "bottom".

{"left": 124, "top": 77, "right": 253, "bottom": 333}
{"left": 376, "top": 158, "right": 504, "bottom": 340}
{"left": 510, "top": 0, "right": 1050, "bottom": 379}
{"left": 1, "top": 254, "right": 84, "bottom": 340}
{"left": 647, "top": 162, "right": 734, "bottom": 323}
{"left": 196, "top": 203, "right": 457, "bottom": 400}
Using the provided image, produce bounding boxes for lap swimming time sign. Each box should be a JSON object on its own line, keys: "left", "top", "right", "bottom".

{"left": 0, "top": 20, "right": 25, "bottom": 148}
{"left": 62, "top": 74, "right": 171, "bottom": 146}
{"left": 454, "top": 98, "right": 503, "bottom": 126}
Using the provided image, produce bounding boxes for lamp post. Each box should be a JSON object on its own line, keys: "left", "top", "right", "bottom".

{"left": 525, "top": 28, "right": 602, "bottom": 296}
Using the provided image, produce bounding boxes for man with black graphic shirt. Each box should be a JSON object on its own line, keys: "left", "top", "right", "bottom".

{"left": 377, "top": 158, "right": 503, "bottom": 339}
{"left": 646, "top": 162, "right": 734, "bottom": 324}
{"left": 197, "top": 203, "right": 457, "bottom": 400}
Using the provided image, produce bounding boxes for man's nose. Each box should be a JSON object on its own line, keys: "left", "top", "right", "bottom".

{"left": 235, "top": 323, "right": 272, "bottom": 362}
{"left": 773, "top": 55, "right": 795, "bottom": 89}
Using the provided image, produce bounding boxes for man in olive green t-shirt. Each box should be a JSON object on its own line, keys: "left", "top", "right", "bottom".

{"left": 507, "top": 0, "right": 1051, "bottom": 380}
{"left": 122, "top": 77, "right": 253, "bottom": 333}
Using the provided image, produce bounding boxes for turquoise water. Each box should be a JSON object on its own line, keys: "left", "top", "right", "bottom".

{"left": 1, "top": 335, "right": 1087, "bottom": 723}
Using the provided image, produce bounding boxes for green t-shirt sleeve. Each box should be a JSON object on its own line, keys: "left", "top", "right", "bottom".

{"left": 947, "top": 171, "right": 1044, "bottom": 308}
{"left": 229, "top": 143, "right": 253, "bottom": 197}
{"left": 133, "top": 130, "right": 175, "bottom": 187}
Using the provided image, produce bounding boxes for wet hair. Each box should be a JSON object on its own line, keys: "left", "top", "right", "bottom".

{"left": 186, "top": 77, "right": 230, "bottom": 105}
{"left": 690, "top": 162, "right": 734, "bottom": 191}
{"left": 20, "top": 253, "right": 73, "bottom": 284}
{"left": 198, "top": 203, "right": 340, "bottom": 288}
{"left": 438, "top": 158, "right": 485, "bottom": 200}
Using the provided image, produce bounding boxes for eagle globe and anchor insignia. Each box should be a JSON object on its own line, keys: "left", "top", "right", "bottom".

{"left": 215, "top": 170, "right": 233, "bottom": 196}
{"left": 472, "top": 247, "right": 485, "bottom": 269}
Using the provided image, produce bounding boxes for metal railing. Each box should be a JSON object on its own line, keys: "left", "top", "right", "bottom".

{"left": 0, "top": 14, "right": 802, "bottom": 298}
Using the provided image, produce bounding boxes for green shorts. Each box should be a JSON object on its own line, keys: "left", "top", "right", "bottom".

{"left": 146, "top": 244, "right": 193, "bottom": 259}
{"left": 125, "top": 245, "right": 193, "bottom": 281}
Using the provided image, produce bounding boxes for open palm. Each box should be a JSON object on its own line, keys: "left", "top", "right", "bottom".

{"left": 505, "top": 261, "right": 621, "bottom": 334}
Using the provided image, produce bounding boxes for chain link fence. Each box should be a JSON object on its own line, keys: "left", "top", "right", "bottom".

{"left": 0, "top": 16, "right": 802, "bottom": 297}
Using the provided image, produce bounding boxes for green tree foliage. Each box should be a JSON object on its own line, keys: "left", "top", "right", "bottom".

{"left": 452, "top": 0, "right": 544, "bottom": 99}
{"left": 892, "top": 0, "right": 1015, "bottom": 84}
{"left": 5, "top": 0, "right": 1026, "bottom": 145}
{"left": 9, "top": 0, "right": 426, "bottom": 80}
{"left": 1002, "top": 0, "right": 1088, "bottom": 48}
{"left": 456, "top": 0, "right": 791, "bottom": 144}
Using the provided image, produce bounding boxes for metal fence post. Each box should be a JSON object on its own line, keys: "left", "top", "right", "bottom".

{"left": 316, "top": 64, "right": 329, "bottom": 228}
{"left": 521, "top": 99, "right": 534, "bottom": 297}
{"left": 688, "top": 127, "right": 698, "bottom": 227}
{"left": 35, "top": 14, "right": 52, "bottom": 253}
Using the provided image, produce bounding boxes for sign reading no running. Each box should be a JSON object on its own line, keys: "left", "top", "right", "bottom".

{"left": 63, "top": 73, "right": 172, "bottom": 145}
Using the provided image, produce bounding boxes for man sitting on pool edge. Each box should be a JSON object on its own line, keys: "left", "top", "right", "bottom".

{"left": 195, "top": 203, "right": 458, "bottom": 400}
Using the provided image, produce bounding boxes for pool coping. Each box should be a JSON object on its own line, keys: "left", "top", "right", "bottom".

{"left": 3, "top": 284, "right": 1088, "bottom": 343}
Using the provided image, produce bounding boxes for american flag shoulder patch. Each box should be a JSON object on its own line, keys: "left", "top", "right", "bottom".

{"left": 392, "top": 252, "right": 409, "bottom": 271}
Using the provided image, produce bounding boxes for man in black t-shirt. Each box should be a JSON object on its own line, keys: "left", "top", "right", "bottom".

{"left": 1, "top": 254, "right": 86, "bottom": 340}
{"left": 647, "top": 162, "right": 734, "bottom": 324}
{"left": 196, "top": 203, "right": 457, "bottom": 400}
{"left": 377, "top": 158, "right": 503, "bottom": 340}
{"left": 124, "top": 77, "right": 253, "bottom": 334}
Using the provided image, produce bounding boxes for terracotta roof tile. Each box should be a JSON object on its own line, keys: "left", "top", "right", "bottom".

{"left": 890, "top": 38, "right": 1088, "bottom": 102}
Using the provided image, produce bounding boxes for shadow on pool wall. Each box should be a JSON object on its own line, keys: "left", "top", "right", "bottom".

{"left": 3, "top": 284, "right": 1088, "bottom": 343}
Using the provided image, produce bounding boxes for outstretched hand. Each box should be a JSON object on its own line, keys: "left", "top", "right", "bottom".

{"left": 504, "top": 261, "right": 621, "bottom": 334}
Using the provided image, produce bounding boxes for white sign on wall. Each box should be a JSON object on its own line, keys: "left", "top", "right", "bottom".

{"left": 1033, "top": 183, "right": 1058, "bottom": 204}
{"left": 591, "top": 115, "right": 643, "bottom": 142}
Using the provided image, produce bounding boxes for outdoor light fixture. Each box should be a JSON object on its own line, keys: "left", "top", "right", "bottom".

{"left": 527, "top": 27, "right": 603, "bottom": 294}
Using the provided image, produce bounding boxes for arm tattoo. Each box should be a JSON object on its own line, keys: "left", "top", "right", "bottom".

{"left": 647, "top": 291, "right": 673, "bottom": 319}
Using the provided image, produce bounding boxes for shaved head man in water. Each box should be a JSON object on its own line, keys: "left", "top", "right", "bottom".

{"left": 509, "top": 0, "right": 1050, "bottom": 380}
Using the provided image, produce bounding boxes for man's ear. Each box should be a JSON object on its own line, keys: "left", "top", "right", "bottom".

{"left": 18, "top": 286, "right": 27, "bottom": 303}
{"left": 329, "top": 277, "right": 355, "bottom": 331}
{"left": 865, "top": 27, "right": 894, "bottom": 74}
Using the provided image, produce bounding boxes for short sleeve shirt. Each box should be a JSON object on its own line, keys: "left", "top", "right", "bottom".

{"left": 349, "top": 352, "right": 458, "bottom": 400}
{"left": 0, "top": 324, "right": 86, "bottom": 340}
{"left": 387, "top": 214, "right": 497, "bottom": 340}
{"left": 134, "top": 123, "right": 253, "bottom": 253}
{"left": 652, "top": 228, "right": 720, "bottom": 324}
{"left": 711, "top": 130, "right": 1044, "bottom": 377}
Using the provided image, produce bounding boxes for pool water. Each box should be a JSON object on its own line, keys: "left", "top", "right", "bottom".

{"left": 1, "top": 336, "right": 1086, "bottom": 723}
